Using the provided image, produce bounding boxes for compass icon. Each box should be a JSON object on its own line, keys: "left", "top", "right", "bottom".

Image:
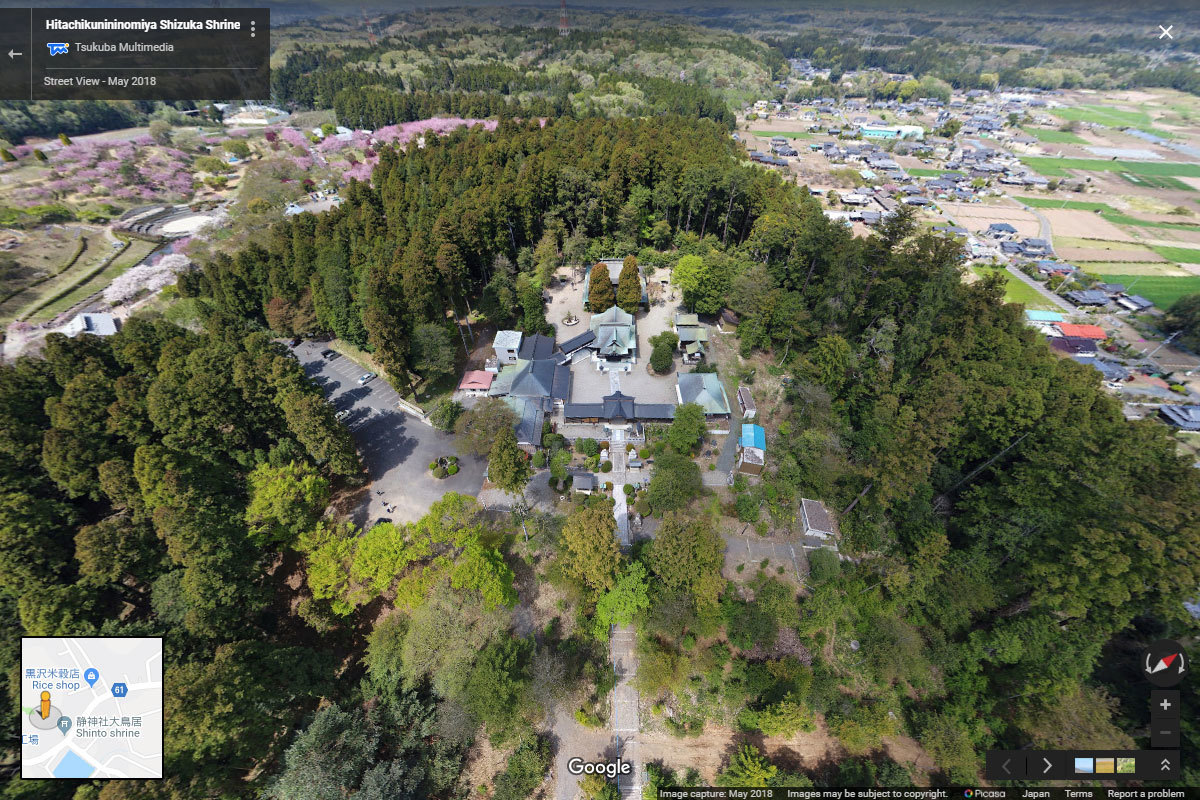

{"left": 1143, "top": 639, "right": 1188, "bottom": 687}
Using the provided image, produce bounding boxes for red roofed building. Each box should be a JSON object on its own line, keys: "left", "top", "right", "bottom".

{"left": 458, "top": 370, "right": 494, "bottom": 396}
{"left": 1055, "top": 323, "right": 1106, "bottom": 340}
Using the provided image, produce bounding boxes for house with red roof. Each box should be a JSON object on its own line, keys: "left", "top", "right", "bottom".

{"left": 458, "top": 370, "right": 494, "bottom": 396}
{"left": 1054, "top": 323, "right": 1106, "bottom": 340}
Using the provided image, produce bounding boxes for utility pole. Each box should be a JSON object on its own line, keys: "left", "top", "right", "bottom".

{"left": 1146, "top": 330, "right": 1181, "bottom": 359}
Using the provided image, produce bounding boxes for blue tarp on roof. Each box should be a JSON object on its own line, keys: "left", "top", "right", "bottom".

{"left": 740, "top": 424, "right": 766, "bottom": 451}
{"left": 1026, "top": 309, "right": 1065, "bottom": 323}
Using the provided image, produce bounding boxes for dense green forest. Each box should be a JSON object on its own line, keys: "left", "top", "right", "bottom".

{"left": 3, "top": 103, "right": 1199, "bottom": 799}
{"left": 187, "top": 115, "right": 1198, "bottom": 787}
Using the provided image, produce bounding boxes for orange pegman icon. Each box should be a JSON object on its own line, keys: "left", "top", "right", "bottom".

{"left": 39, "top": 691, "right": 50, "bottom": 719}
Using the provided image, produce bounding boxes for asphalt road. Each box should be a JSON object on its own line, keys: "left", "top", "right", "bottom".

{"left": 290, "top": 341, "right": 486, "bottom": 528}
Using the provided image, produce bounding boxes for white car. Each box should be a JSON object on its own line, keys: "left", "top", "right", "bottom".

{"left": 357, "top": 373, "right": 376, "bottom": 386}
{"left": 334, "top": 409, "right": 352, "bottom": 422}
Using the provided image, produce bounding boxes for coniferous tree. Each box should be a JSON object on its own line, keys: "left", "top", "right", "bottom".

{"left": 587, "top": 263, "right": 615, "bottom": 313}
{"left": 616, "top": 255, "right": 641, "bottom": 313}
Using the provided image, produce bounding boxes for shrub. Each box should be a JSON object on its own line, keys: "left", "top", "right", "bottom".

{"left": 433, "top": 466, "right": 448, "bottom": 479}
{"left": 735, "top": 494, "right": 759, "bottom": 522}
{"left": 639, "top": 448, "right": 651, "bottom": 459}
{"left": 532, "top": 451, "right": 546, "bottom": 468}
{"left": 709, "top": 463, "right": 717, "bottom": 471}
{"left": 447, "top": 464, "right": 459, "bottom": 476}
{"left": 429, "top": 461, "right": 438, "bottom": 471}
{"left": 601, "top": 461, "right": 613, "bottom": 473}
{"left": 576, "top": 438, "right": 600, "bottom": 456}
{"left": 624, "top": 484, "right": 637, "bottom": 497}
{"left": 598, "top": 441, "right": 610, "bottom": 452}
{"left": 585, "top": 455, "right": 600, "bottom": 471}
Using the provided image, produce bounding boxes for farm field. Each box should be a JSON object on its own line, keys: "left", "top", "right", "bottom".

{"left": 1077, "top": 261, "right": 1194, "bottom": 277}
{"left": 1021, "top": 126, "right": 1087, "bottom": 144}
{"left": 1119, "top": 173, "right": 1194, "bottom": 191}
{"left": 942, "top": 201, "right": 1041, "bottom": 237}
{"left": 1040, "top": 208, "right": 1134, "bottom": 241}
{"left": 1059, "top": 248, "right": 1166, "bottom": 263}
{"left": 1019, "top": 156, "right": 1200, "bottom": 179}
{"left": 0, "top": 228, "right": 108, "bottom": 325}
{"left": 1054, "top": 236, "right": 1146, "bottom": 251}
{"left": 751, "top": 130, "right": 811, "bottom": 139}
{"left": 908, "top": 167, "right": 965, "bottom": 177}
{"left": 971, "top": 266, "right": 1059, "bottom": 310}
{"left": 1088, "top": 274, "right": 1200, "bottom": 308}
{"left": 1150, "top": 245, "right": 1200, "bottom": 264}
{"left": 1016, "top": 196, "right": 1200, "bottom": 231}
{"left": 1048, "top": 104, "right": 1176, "bottom": 139}
{"left": 26, "top": 238, "right": 157, "bottom": 323}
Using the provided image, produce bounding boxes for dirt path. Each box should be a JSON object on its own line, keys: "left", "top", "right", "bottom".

{"left": 637, "top": 719, "right": 936, "bottom": 784}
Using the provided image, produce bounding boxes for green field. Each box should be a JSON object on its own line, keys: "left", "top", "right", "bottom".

{"left": 1092, "top": 275, "right": 1200, "bottom": 308}
{"left": 1119, "top": 173, "right": 1194, "bottom": 191}
{"left": 1019, "top": 156, "right": 1200, "bottom": 179}
{"left": 1049, "top": 104, "right": 1175, "bottom": 139}
{"left": 1015, "top": 197, "right": 1200, "bottom": 230}
{"left": 27, "top": 239, "right": 158, "bottom": 323}
{"left": 908, "top": 167, "right": 965, "bottom": 177}
{"left": 972, "top": 266, "right": 1059, "bottom": 310}
{"left": 752, "top": 130, "right": 811, "bottom": 139}
{"left": 1021, "top": 126, "right": 1087, "bottom": 144}
{"left": 1150, "top": 245, "right": 1200, "bottom": 264}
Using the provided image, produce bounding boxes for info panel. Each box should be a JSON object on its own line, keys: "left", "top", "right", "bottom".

{"left": 0, "top": 7, "right": 269, "bottom": 100}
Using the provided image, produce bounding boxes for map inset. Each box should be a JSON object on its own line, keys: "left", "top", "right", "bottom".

{"left": 21, "top": 637, "right": 163, "bottom": 779}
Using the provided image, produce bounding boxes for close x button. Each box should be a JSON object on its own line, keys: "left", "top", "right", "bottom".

{"left": 985, "top": 750, "right": 1026, "bottom": 780}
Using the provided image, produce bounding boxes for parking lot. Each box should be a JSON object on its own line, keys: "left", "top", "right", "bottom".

{"left": 291, "top": 341, "right": 486, "bottom": 528}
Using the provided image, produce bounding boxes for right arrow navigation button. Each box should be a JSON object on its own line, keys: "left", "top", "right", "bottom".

{"left": 1043, "top": 757, "right": 1053, "bottom": 775}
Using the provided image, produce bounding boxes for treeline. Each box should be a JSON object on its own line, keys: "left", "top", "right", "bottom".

{"left": 0, "top": 100, "right": 148, "bottom": 144}
{"left": 189, "top": 116, "right": 779, "bottom": 387}
{"left": 0, "top": 313, "right": 367, "bottom": 797}
{"left": 271, "top": 48, "right": 408, "bottom": 109}
{"left": 769, "top": 30, "right": 1200, "bottom": 95}
{"left": 271, "top": 30, "right": 737, "bottom": 129}
{"left": 332, "top": 87, "right": 569, "bottom": 130}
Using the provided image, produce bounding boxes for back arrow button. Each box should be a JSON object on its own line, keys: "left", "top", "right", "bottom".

{"left": 8, "top": 50, "right": 22, "bottom": 60}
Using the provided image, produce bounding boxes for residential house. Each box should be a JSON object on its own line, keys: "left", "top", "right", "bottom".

{"left": 1049, "top": 336, "right": 1098, "bottom": 357}
{"left": 61, "top": 312, "right": 119, "bottom": 338}
{"left": 800, "top": 498, "right": 837, "bottom": 543}
{"left": 1159, "top": 406, "right": 1200, "bottom": 432}
{"left": 1054, "top": 323, "right": 1107, "bottom": 340}
{"left": 1076, "top": 358, "right": 1131, "bottom": 382}
{"left": 1065, "top": 289, "right": 1110, "bottom": 306}
{"left": 457, "top": 370, "right": 494, "bottom": 396}
{"left": 676, "top": 373, "right": 732, "bottom": 418}
{"left": 493, "top": 330, "right": 523, "bottom": 365}
{"left": 1025, "top": 309, "right": 1065, "bottom": 324}
{"left": 737, "top": 423, "right": 767, "bottom": 476}
{"left": 1117, "top": 295, "right": 1155, "bottom": 312}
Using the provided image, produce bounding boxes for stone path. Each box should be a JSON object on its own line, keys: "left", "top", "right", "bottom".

{"left": 610, "top": 625, "right": 642, "bottom": 799}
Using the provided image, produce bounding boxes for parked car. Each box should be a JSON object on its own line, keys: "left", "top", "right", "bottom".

{"left": 334, "top": 409, "right": 352, "bottom": 422}
{"left": 290, "top": 337, "right": 302, "bottom": 347}
{"left": 357, "top": 372, "right": 376, "bottom": 385}
{"left": 320, "top": 349, "right": 338, "bottom": 360}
